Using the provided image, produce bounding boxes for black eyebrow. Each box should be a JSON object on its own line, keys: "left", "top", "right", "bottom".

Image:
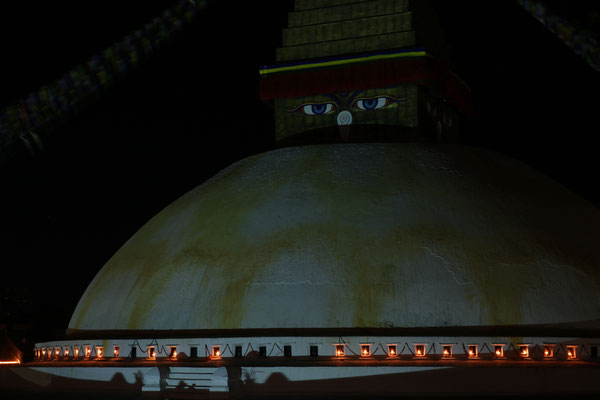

{"left": 347, "top": 90, "right": 364, "bottom": 104}
{"left": 328, "top": 90, "right": 364, "bottom": 105}
{"left": 323, "top": 93, "right": 343, "bottom": 106}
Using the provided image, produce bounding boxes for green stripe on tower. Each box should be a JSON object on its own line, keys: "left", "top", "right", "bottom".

{"left": 260, "top": 49, "right": 428, "bottom": 75}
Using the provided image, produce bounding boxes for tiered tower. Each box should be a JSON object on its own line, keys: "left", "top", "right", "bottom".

{"left": 260, "top": 0, "right": 470, "bottom": 144}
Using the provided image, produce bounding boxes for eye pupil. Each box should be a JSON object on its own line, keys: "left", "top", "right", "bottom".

{"left": 363, "top": 99, "right": 378, "bottom": 109}
{"left": 312, "top": 104, "right": 326, "bottom": 114}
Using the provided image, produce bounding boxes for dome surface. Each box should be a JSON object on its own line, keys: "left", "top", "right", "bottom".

{"left": 69, "top": 143, "right": 600, "bottom": 331}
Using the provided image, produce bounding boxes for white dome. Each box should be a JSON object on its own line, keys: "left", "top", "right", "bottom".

{"left": 68, "top": 143, "right": 600, "bottom": 332}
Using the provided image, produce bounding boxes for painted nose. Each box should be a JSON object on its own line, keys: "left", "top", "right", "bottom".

{"left": 337, "top": 110, "right": 352, "bottom": 140}
{"left": 337, "top": 110, "right": 353, "bottom": 126}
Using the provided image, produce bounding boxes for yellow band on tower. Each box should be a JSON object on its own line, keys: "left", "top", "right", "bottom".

{"left": 260, "top": 49, "right": 429, "bottom": 76}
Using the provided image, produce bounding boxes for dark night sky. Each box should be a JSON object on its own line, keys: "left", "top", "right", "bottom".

{"left": 0, "top": 1, "right": 599, "bottom": 345}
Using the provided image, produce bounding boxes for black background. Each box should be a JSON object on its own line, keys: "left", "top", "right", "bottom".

{"left": 0, "top": 0, "right": 598, "bottom": 349}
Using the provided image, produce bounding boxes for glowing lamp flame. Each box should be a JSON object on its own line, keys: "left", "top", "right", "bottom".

{"left": 443, "top": 349, "right": 449, "bottom": 356}
{"left": 74, "top": 348, "right": 79, "bottom": 357}
{"left": 415, "top": 345, "right": 426, "bottom": 357}
{"left": 114, "top": 348, "right": 119, "bottom": 357}
{"left": 520, "top": 347, "right": 529, "bottom": 357}
{"left": 568, "top": 350, "right": 573, "bottom": 357}
{"left": 544, "top": 350, "right": 549, "bottom": 356}
{"left": 495, "top": 350, "right": 501, "bottom": 356}
{"left": 97, "top": 348, "right": 103, "bottom": 358}
{"left": 390, "top": 349, "right": 395, "bottom": 355}
{"left": 215, "top": 350, "right": 220, "bottom": 357}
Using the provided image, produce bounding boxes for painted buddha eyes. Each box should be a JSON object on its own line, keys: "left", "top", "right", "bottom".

{"left": 303, "top": 103, "right": 336, "bottom": 115}
{"left": 353, "top": 97, "right": 395, "bottom": 110}
{"left": 292, "top": 95, "right": 402, "bottom": 115}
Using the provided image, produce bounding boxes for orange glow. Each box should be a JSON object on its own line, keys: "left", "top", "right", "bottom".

{"left": 74, "top": 347, "right": 79, "bottom": 357}
{"left": 114, "top": 346, "right": 120, "bottom": 357}
{"left": 65, "top": 349, "right": 69, "bottom": 356}
{"left": 566, "top": 346, "right": 576, "bottom": 359}
{"left": 361, "top": 345, "right": 370, "bottom": 356}
{"left": 415, "top": 345, "right": 425, "bottom": 357}
{"left": 388, "top": 345, "right": 397, "bottom": 356}
{"left": 442, "top": 345, "right": 453, "bottom": 358}
{"left": 335, "top": 345, "right": 345, "bottom": 357}
{"left": 85, "top": 346, "right": 91, "bottom": 357}
{"left": 97, "top": 347, "right": 103, "bottom": 358}
{"left": 42, "top": 349, "right": 46, "bottom": 356}
{"left": 520, "top": 345, "right": 529, "bottom": 358}
{"left": 0, "top": 360, "right": 20, "bottom": 364}
{"left": 212, "top": 346, "right": 221, "bottom": 358}
{"left": 494, "top": 345, "right": 503, "bottom": 357}
{"left": 149, "top": 347, "right": 156, "bottom": 359}
{"left": 468, "top": 345, "right": 477, "bottom": 358}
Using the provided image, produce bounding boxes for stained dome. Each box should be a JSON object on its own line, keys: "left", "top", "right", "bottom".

{"left": 68, "top": 143, "right": 600, "bottom": 332}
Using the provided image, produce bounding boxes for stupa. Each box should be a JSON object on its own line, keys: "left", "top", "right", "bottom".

{"left": 9, "top": 0, "right": 600, "bottom": 398}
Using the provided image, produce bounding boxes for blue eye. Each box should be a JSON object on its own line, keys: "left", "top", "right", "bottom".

{"left": 302, "top": 103, "right": 334, "bottom": 115}
{"left": 362, "top": 98, "right": 379, "bottom": 109}
{"left": 312, "top": 104, "right": 326, "bottom": 114}
{"left": 354, "top": 97, "right": 388, "bottom": 110}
